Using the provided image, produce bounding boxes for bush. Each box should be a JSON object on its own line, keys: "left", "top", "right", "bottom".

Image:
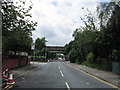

{"left": 86, "top": 52, "right": 94, "bottom": 63}
{"left": 82, "top": 61, "right": 109, "bottom": 71}
{"left": 68, "top": 48, "right": 76, "bottom": 63}
{"left": 96, "top": 56, "right": 101, "bottom": 65}
{"left": 109, "top": 49, "right": 120, "bottom": 62}
{"left": 30, "top": 56, "right": 46, "bottom": 62}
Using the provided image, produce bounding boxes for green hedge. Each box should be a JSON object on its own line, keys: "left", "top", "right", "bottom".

{"left": 68, "top": 48, "right": 77, "bottom": 63}
{"left": 30, "top": 56, "right": 46, "bottom": 62}
{"left": 86, "top": 52, "right": 94, "bottom": 63}
{"left": 82, "top": 61, "right": 109, "bottom": 71}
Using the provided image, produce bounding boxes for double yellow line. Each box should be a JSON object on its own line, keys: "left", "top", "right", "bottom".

{"left": 2, "top": 85, "right": 14, "bottom": 90}
{"left": 67, "top": 64, "right": 120, "bottom": 89}
{"left": 2, "top": 66, "right": 39, "bottom": 90}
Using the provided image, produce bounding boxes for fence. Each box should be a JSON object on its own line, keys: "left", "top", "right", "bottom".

{"left": 112, "top": 62, "right": 120, "bottom": 74}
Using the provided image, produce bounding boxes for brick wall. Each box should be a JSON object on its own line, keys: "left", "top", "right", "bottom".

{"left": 2, "top": 56, "right": 30, "bottom": 70}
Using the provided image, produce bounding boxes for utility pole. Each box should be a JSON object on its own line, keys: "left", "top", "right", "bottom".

{"left": 31, "top": 43, "right": 35, "bottom": 65}
{"left": 33, "top": 49, "right": 35, "bottom": 66}
{"left": 45, "top": 46, "right": 47, "bottom": 61}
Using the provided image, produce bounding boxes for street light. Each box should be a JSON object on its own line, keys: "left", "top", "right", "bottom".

{"left": 45, "top": 46, "right": 47, "bottom": 61}
{"left": 31, "top": 43, "right": 35, "bottom": 66}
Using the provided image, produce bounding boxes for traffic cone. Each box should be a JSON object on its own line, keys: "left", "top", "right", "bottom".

{"left": 2, "top": 67, "right": 9, "bottom": 81}
{"left": 7, "top": 71, "right": 15, "bottom": 85}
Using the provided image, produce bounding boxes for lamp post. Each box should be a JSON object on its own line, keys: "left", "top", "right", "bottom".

{"left": 45, "top": 46, "right": 47, "bottom": 61}
{"left": 31, "top": 43, "right": 35, "bottom": 65}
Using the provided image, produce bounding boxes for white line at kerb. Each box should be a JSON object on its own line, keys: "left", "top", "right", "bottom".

{"left": 60, "top": 70, "right": 64, "bottom": 77}
{"left": 65, "top": 82, "right": 70, "bottom": 90}
{"left": 59, "top": 67, "right": 60, "bottom": 69}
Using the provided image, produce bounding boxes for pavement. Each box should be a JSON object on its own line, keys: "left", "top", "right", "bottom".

{"left": 11, "top": 64, "right": 38, "bottom": 79}
{"left": 65, "top": 61, "right": 120, "bottom": 88}
{"left": 0, "top": 64, "right": 38, "bottom": 89}
{"left": 11, "top": 62, "right": 48, "bottom": 79}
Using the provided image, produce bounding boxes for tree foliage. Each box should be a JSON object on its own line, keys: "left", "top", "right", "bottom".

{"left": 66, "top": 8, "right": 100, "bottom": 63}
{"left": 68, "top": 48, "right": 77, "bottom": 63}
{"left": 34, "top": 37, "right": 55, "bottom": 59}
{"left": 97, "top": 2, "right": 120, "bottom": 61}
{"left": 66, "top": 2, "right": 120, "bottom": 68}
{"left": 35, "top": 37, "right": 46, "bottom": 50}
{"left": 2, "top": 1, "right": 37, "bottom": 54}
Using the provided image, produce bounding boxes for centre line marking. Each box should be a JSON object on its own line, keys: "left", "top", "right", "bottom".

{"left": 59, "top": 67, "right": 60, "bottom": 70}
{"left": 60, "top": 70, "right": 64, "bottom": 77}
{"left": 65, "top": 82, "right": 70, "bottom": 90}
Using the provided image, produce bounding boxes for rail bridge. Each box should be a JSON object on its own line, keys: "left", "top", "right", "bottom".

{"left": 46, "top": 46, "right": 66, "bottom": 54}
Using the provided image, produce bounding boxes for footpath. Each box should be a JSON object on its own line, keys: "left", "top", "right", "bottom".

{"left": 11, "top": 64, "right": 38, "bottom": 79}
{"left": 11, "top": 62, "right": 47, "bottom": 79}
{"left": 66, "top": 61, "right": 120, "bottom": 88}
{"left": 1, "top": 62, "right": 48, "bottom": 89}
{"left": 0, "top": 64, "right": 38, "bottom": 89}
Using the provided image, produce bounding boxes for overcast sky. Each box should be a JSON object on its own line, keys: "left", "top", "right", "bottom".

{"left": 23, "top": 0, "right": 110, "bottom": 46}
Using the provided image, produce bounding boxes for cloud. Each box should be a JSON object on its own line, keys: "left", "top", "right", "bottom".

{"left": 30, "top": 0, "right": 98, "bottom": 46}
{"left": 38, "top": 25, "right": 57, "bottom": 38}
{"left": 51, "top": 2, "right": 59, "bottom": 6}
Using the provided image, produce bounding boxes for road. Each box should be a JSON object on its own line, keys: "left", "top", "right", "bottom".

{"left": 12, "top": 60, "right": 117, "bottom": 89}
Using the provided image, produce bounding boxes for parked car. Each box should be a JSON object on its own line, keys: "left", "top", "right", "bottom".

{"left": 48, "top": 59, "right": 52, "bottom": 62}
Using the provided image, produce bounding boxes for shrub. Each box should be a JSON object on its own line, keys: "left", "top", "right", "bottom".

{"left": 68, "top": 48, "right": 77, "bottom": 63}
{"left": 86, "top": 52, "right": 94, "bottom": 63}
{"left": 96, "top": 56, "right": 101, "bottom": 65}
{"left": 82, "top": 61, "right": 109, "bottom": 71}
{"left": 30, "top": 56, "right": 46, "bottom": 62}
{"left": 76, "top": 60, "right": 81, "bottom": 64}
{"left": 109, "top": 49, "right": 120, "bottom": 62}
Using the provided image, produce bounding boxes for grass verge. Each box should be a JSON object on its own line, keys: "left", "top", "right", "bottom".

{"left": 76, "top": 61, "right": 110, "bottom": 71}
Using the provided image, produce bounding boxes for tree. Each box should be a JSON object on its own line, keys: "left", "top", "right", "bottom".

{"left": 65, "top": 40, "right": 75, "bottom": 54}
{"left": 68, "top": 48, "right": 77, "bottom": 63}
{"left": 66, "top": 2, "right": 120, "bottom": 70}
{"left": 47, "top": 51, "right": 56, "bottom": 59}
{"left": 35, "top": 37, "right": 46, "bottom": 50}
{"left": 97, "top": 2, "right": 120, "bottom": 60}
{"left": 34, "top": 37, "right": 47, "bottom": 57}
{"left": 2, "top": 0, "right": 37, "bottom": 54}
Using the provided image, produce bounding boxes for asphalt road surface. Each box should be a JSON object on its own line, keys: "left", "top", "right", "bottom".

{"left": 12, "top": 60, "right": 117, "bottom": 90}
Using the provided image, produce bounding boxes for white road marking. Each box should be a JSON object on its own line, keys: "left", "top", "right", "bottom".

{"left": 59, "top": 67, "right": 60, "bottom": 70}
{"left": 60, "top": 70, "right": 64, "bottom": 77}
{"left": 22, "top": 78, "right": 25, "bottom": 80}
{"left": 65, "top": 82, "right": 70, "bottom": 90}
{"left": 30, "top": 62, "right": 47, "bottom": 65}
{"left": 86, "top": 82, "right": 90, "bottom": 85}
